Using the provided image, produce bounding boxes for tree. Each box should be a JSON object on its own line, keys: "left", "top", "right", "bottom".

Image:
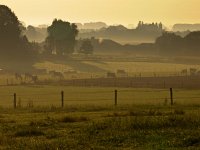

{"left": 184, "top": 31, "right": 200, "bottom": 54}
{"left": 0, "top": 5, "right": 35, "bottom": 61}
{"left": 0, "top": 5, "right": 20, "bottom": 51}
{"left": 79, "top": 39, "right": 94, "bottom": 54}
{"left": 0, "top": 5, "right": 39, "bottom": 73}
{"left": 155, "top": 32, "right": 183, "bottom": 55}
{"left": 45, "top": 19, "right": 78, "bottom": 55}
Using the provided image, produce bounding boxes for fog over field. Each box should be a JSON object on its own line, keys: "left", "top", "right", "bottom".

{"left": 1, "top": 1, "right": 200, "bottom": 149}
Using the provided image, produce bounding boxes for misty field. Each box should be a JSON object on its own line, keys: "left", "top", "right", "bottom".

{"left": 0, "top": 105, "right": 200, "bottom": 149}
{"left": 34, "top": 60, "right": 200, "bottom": 78}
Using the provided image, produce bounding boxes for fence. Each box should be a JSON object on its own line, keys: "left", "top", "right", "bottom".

{"left": 58, "top": 75, "right": 200, "bottom": 89}
{"left": 0, "top": 87, "right": 200, "bottom": 109}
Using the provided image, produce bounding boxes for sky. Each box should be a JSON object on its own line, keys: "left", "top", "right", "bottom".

{"left": 1, "top": 0, "right": 200, "bottom": 27}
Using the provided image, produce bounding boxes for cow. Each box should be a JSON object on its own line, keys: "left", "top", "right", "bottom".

{"left": 107, "top": 72, "right": 116, "bottom": 78}
{"left": 116, "top": 69, "right": 127, "bottom": 77}
{"left": 24, "top": 73, "right": 38, "bottom": 83}
{"left": 181, "top": 69, "right": 188, "bottom": 76}
{"left": 190, "top": 68, "right": 197, "bottom": 76}
{"left": 15, "top": 73, "right": 23, "bottom": 81}
{"left": 49, "top": 71, "right": 64, "bottom": 80}
{"left": 24, "top": 73, "right": 33, "bottom": 81}
{"left": 32, "top": 75, "right": 38, "bottom": 83}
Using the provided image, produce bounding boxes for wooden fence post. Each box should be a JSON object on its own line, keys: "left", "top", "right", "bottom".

{"left": 115, "top": 90, "right": 118, "bottom": 106}
{"left": 170, "top": 88, "right": 173, "bottom": 106}
{"left": 14, "top": 93, "right": 16, "bottom": 109}
{"left": 61, "top": 91, "right": 64, "bottom": 108}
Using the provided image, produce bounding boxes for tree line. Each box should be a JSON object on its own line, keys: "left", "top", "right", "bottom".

{"left": 0, "top": 5, "right": 93, "bottom": 58}
{"left": 156, "top": 31, "right": 200, "bottom": 56}
{"left": 1, "top": 4, "right": 200, "bottom": 67}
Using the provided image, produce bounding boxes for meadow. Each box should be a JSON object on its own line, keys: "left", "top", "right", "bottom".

{"left": 0, "top": 85, "right": 198, "bottom": 149}
{"left": 0, "top": 103, "right": 200, "bottom": 149}
{"left": 0, "top": 86, "right": 200, "bottom": 108}
{"left": 34, "top": 57, "right": 200, "bottom": 79}
{"left": 0, "top": 57, "right": 200, "bottom": 149}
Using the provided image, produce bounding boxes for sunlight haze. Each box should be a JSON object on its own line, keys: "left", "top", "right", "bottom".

{"left": 1, "top": 0, "right": 200, "bottom": 26}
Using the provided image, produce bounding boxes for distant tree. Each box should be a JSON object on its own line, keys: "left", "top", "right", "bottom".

{"left": 79, "top": 39, "right": 94, "bottom": 54}
{"left": 155, "top": 32, "right": 183, "bottom": 55}
{"left": 184, "top": 31, "right": 200, "bottom": 54}
{"left": 45, "top": 19, "right": 78, "bottom": 55}
{"left": 26, "top": 25, "right": 37, "bottom": 39}
{"left": 0, "top": 5, "right": 36, "bottom": 61}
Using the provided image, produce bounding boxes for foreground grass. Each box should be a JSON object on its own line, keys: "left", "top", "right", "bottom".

{"left": 0, "top": 105, "right": 200, "bottom": 149}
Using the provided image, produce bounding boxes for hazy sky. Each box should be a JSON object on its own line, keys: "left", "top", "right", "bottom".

{"left": 1, "top": 0, "right": 200, "bottom": 27}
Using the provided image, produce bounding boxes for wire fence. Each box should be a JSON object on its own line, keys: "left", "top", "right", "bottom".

{"left": 0, "top": 88, "right": 200, "bottom": 108}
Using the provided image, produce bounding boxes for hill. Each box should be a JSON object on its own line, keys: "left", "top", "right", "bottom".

{"left": 173, "top": 24, "right": 200, "bottom": 32}
{"left": 78, "top": 22, "right": 164, "bottom": 44}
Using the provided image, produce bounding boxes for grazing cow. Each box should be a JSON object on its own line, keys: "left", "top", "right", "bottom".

{"left": 15, "top": 73, "right": 23, "bottom": 81}
{"left": 181, "top": 69, "right": 187, "bottom": 75}
{"left": 116, "top": 69, "right": 127, "bottom": 77}
{"left": 117, "top": 70, "right": 126, "bottom": 74}
{"left": 107, "top": 72, "right": 116, "bottom": 78}
{"left": 190, "top": 68, "right": 197, "bottom": 76}
{"left": 49, "top": 71, "right": 64, "bottom": 80}
{"left": 24, "top": 73, "right": 33, "bottom": 80}
{"left": 32, "top": 75, "right": 38, "bottom": 83}
{"left": 24, "top": 73, "right": 38, "bottom": 83}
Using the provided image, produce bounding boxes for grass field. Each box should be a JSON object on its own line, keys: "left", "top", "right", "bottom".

{"left": 1, "top": 56, "right": 200, "bottom": 149}
{"left": 1, "top": 58, "right": 200, "bottom": 86}
{"left": 0, "top": 104, "right": 200, "bottom": 149}
{"left": 0, "top": 86, "right": 199, "bottom": 149}
{"left": 34, "top": 60, "right": 200, "bottom": 78}
{"left": 0, "top": 85, "right": 200, "bottom": 107}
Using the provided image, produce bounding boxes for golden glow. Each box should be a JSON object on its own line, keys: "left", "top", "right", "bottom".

{"left": 1, "top": 0, "right": 200, "bottom": 26}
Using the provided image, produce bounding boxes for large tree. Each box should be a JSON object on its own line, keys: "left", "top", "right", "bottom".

{"left": 0, "top": 5, "right": 35, "bottom": 61}
{"left": 0, "top": 5, "right": 38, "bottom": 73}
{"left": 45, "top": 19, "right": 78, "bottom": 55}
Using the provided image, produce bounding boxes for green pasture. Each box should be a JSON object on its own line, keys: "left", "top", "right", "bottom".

{"left": 0, "top": 85, "right": 200, "bottom": 108}
{"left": 0, "top": 104, "right": 200, "bottom": 149}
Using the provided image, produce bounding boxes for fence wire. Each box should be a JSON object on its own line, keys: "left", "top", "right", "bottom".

{"left": 0, "top": 88, "right": 199, "bottom": 108}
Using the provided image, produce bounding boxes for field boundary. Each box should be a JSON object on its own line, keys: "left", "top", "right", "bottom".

{"left": 0, "top": 87, "right": 199, "bottom": 108}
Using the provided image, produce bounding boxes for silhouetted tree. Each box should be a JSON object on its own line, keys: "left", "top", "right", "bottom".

{"left": 155, "top": 32, "right": 183, "bottom": 55}
{"left": 0, "top": 5, "right": 36, "bottom": 61}
{"left": 184, "top": 31, "right": 200, "bottom": 54}
{"left": 45, "top": 19, "right": 78, "bottom": 55}
{"left": 79, "top": 39, "right": 94, "bottom": 54}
